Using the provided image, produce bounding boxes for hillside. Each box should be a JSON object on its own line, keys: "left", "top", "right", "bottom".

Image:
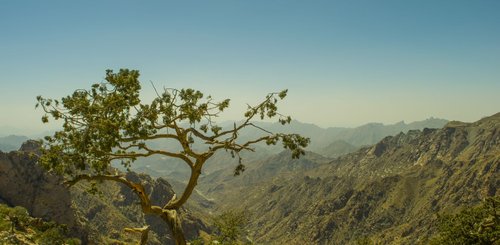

{"left": 201, "top": 113, "right": 499, "bottom": 244}
{"left": 225, "top": 118, "right": 448, "bottom": 151}
{"left": 0, "top": 114, "right": 487, "bottom": 244}
{"left": 318, "top": 140, "right": 358, "bottom": 158}
{"left": 0, "top": 118, "right": 445, "bottom": 185}
{"left": 126, "top": 118, "right": 447, "bottom": 180}
{"left": 0, "top": 141, "right": 209, "bottom": 244}
{"left": 0, "top": 203, "right": 80, "bottom": 244}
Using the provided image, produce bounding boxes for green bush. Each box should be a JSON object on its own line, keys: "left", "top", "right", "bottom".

{"left": 212, "top": 210, "right": 249, "bottom": 245}
{"left": 430, "top": 197, "right": 499, "bottom": 245}
{"left": 0, "top": 204, "right": 80, "bottom": 244}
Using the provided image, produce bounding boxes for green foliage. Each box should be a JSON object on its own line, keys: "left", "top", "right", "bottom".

{"left": 0, "top": 204, "right": 81, "bottom": 244}
{"left": 8, "top": 206, "right": 30, "bottom": 224}
{"left": 355, "top": 236, "right": 374, "bottom": 245}
{"left": 36, "top": 69, "right": 309, "bottom": 176}
{"left": 189, "top": 237, "right": 205, "bottom": 245}
{"left": 36, "top": 226, "right": 67, "bottom": 245}
{"left": 36, "top": 69, "right": 309, "bottom": 244}
{"left": 430, "top": 196, "right": 500, "bottom": 245}
{"left": 212, "top": 210, "right": 249, "bottom": 245}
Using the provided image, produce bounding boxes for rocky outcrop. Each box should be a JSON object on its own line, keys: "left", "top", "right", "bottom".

{"left": 203, "top": 113, "right": 499, "bottom": 244}
{"left": 0, "top": 140, "right": 85, "bottom": 240}
{"left": 0, "top": 140, "right": 209, "bottom": 244}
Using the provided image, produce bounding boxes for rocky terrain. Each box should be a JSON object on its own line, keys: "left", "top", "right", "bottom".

{"left": 0, "top": 141, "right": 84, "bottom": 238}
{"left": 0, "top": 114, "right": 494, "bottom": 244}
{"left": 200, "top": 113, "right": 499, "bottom": 244}
{"left": 0, "top": 141, "right": 209, "bottom": 244}
{"left": 0, "top": 203, "right": 80, "bottom": 244}
{"left": 114, "top": 118, "right": 448, "bottom": 180}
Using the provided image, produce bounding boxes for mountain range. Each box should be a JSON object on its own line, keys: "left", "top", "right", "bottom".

{"left": 198, "top": 113, "right": 499, "bottom": 244}
{"left": 0, "top": 114, "right": 497, "bottom": 244}
{"left": 119, "top": 117, "right": 448, "bottom": 180}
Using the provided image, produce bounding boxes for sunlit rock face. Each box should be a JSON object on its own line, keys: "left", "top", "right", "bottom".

{"left": 201, "top": 113, "right": 499, "bottom": 244}
{"left": 0, "top": 140, "right": 85, "bottom": 240}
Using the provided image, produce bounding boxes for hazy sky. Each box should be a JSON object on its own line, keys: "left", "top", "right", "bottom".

{"left": 1, "top": 0, "right": 499, "bottom": 135}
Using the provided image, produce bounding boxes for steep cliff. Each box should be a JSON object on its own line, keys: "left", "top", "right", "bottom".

{"left": 0, "top": 141, "right": 208, "bottom": 244}
{"left": 0, "top": 141, "right": 85, "bottom": 240}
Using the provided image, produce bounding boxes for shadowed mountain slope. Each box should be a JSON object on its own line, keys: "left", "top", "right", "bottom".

{"left": 202, "top": 113, "right": 498, "bottom": 244}
{"left": 0, "top": 141, "right": 209, "bottom": 244}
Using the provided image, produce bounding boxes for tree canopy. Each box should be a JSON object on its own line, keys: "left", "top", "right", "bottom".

{"left": 36, "top": 69, "right": 309, "bottom": 244}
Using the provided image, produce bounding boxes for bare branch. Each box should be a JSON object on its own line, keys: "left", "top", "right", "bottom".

{"left": 120, "top": 133, "right": 179, "bottom": 142}
{"left": 185, "top": 127, "right": 216, "bottom": 142}
{"left": 248, "top": 123, "right": 273, "bottom": 135}
{"left": 210, "top": 135, "right": 272, "bottom": 153}
{"left": 211, "top": 92, "right": 279, "bottom": 140}
{"left": 65, "top": 174, "right": 163, "bottom": 215}
{"left": 150, "top": 80, "right": 161, "bottom": 99}
{"left": 125, "top": 226, "right": 150, "bottom": 245}
{"left": 109, "top": 147, "right": 194, "bottom": 169}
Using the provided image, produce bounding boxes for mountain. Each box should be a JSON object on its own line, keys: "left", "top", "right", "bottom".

{"left": 199, "top": 150, "right": 331, "bottom": 196}
{"left": 0, "top": 135, "right": 29, "bottom": 152}
{"left": 126, "top": 117, "right": 447, "bottom": 179}
{"left": 328, "top": 117, "right": 449, "bottom": 147}
{"left": 318, "top": 140, "right": 358, "bottom": 158}
{"left": 0, "top": 141, "right": 209, "bottom": 244}
{"left": 0, "top": 113, "right": 491, "bottom": 244}
{"left": 201, "top": 113, "right": 498, "bottom": 244}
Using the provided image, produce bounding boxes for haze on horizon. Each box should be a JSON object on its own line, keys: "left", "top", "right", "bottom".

{"left": 1, "top": 1, "right": 499, "bottom": 136}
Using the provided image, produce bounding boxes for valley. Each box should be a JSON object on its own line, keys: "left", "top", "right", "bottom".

{"left": 1, "top": 114, "right": 498, "bottom": 244}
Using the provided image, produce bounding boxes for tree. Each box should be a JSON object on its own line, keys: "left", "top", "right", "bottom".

{"left": 36, "top": 69, "right": 309, "bottom": 245}
{"left": 430, "top": 196, "right": 500, "bottom": 245}
{"left": 212, "top": 210, "right": 249, "bottom": 244}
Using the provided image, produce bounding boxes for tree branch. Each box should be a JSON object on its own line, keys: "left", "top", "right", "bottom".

{"left": 120, "top": 133, "right": 179, "bottom": 142}
{"left": 65, "top": 174, "right": 163, "bottom": 215}
{"left": 124, "top": 225, "right": 150, "bottom": 245}
{"left": 209, "top": 135, "right": 273, "bottom": 153}
{"left": 163, "top": 159, "right": 204, "bottom": 209}
{"left": 109, "top": 146, "right": 194, "bottom": 169}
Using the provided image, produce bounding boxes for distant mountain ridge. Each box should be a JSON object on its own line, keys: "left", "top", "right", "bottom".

{"left": 0, "top": 117, "right": 448, "bottom": 156}
{"left": 200, "top": 113, "right": 498, "bottom": 244}
{"left": 0, "top": 113, "right": 494, "bottom": 244}
{"left": 318, "top": 140, "right": 358, "bottom": 158}
{"left": 124, "top": 117, "right": 448, "bottom": 178}
{"left": 0, "top": 135, "right": 29, "bottom": 152}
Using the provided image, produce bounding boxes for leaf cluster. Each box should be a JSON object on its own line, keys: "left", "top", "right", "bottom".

{"left": 430, "top": 196, "right": 500, "bottom": 245}
{"left": 212, "top": 210, "right": 249, "bottom": 245}
{"left": 36, "top": 69, "right": 309, "bottom": 177}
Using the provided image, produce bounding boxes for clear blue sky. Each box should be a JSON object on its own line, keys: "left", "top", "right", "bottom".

{"left": 1, "top": 0, "right": 499, "bottom": 135}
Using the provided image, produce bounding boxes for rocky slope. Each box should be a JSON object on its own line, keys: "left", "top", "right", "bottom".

{"left": 124, "top": 118, "right": 447, "bottom": 179}
{"left": 234, "top": 117, "right": 448, "bottom": 151}
{"left": 203, "top": 113, "right": 499, "bottom": 244}
{"left": 0, "top": 141, "right": 208, "bottom": 244}
{"left": 0, "top": 203, "right": 80, "bottom": 244}
{"left": 0, "top": 141, "right": 84, "bottom": 239}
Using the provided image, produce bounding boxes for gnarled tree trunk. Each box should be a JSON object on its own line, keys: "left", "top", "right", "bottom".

{"left": 162, "top": 209, "right": 186, "bottom": 245}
